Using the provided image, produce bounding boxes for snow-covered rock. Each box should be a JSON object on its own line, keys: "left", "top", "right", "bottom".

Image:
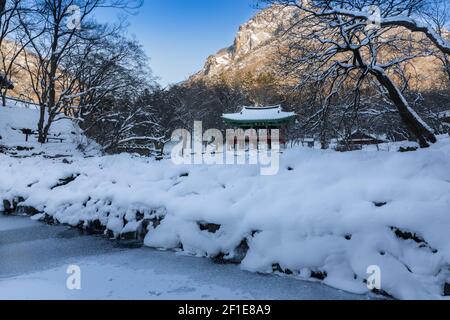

{"left": 1, "top": 126, "right": 450, "bottom": 299}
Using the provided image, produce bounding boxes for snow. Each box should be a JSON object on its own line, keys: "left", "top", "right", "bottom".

{"left": 0, "top": 101, "right": 100, "bottom": 158}
{"left": 0, "top": 215, "right": 37, "bottom": 231}
{"left": 0, "top": 262, "right": 255, "bottom": 300}
{"left": 0, "top": 215, "right": 364, "bottom": 300}
{"left": 222, "top": 106, "right": 296, "bottom": 122}
{"left": 298, "top": 3, "right": 450, "bottom": 55}
{"left": 1, "top": 104, "right": 450, "bottom": 299}
{"left": 439, "top": 110, "right": 450, "bottom": 119}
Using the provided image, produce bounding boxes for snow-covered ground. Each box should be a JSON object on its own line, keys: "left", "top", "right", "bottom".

{"left": 0, "top": 215, "right": 365, "bottom": 300}
{"left": 0, "top": 103, "right": 99, "bottom": 158}
{"left": 1, "top": 104, "right": 450, "bottom": 300}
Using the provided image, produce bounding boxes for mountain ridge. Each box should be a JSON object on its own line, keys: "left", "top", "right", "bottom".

{"left": 189, "top": 5, "right": 448, "bottom": 93}
{"left": 189, "top": 5, "right": 297, "bottom": 83}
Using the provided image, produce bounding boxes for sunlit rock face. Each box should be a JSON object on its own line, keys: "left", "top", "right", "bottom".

{"left": 190, "top": 5, "right": 446, "bottom": 92}
{"left": 191, "top": 5, "right": 299, "bottom": 80}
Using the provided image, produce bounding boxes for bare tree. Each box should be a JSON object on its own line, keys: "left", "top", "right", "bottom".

{"left": 131, "top": 88, "right": 184, "bottom": 156}
{"left": 422, "top": 0, "right": 450, "bottom": 84}
{"left": 269, "top": 0, "right": 450, "bottom": 54}
{"left": 76, "top": 33, "right": 161, "bottom": 154}
{"left": 0, "top": 0, "right": 22, "bottom": 106}
{"left": 19, "top": 0, "right": 142, "bottom": 143}
{"left": 264, "top": 0, "right": 446, "bottom": 147}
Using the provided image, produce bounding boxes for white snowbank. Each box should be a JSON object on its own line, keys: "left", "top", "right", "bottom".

{"left": 1, "top": 131, "right": 450, "bottom": 299}
{"left": 222, "top": 105, "right": 296, "bottom": 122}
{"left": 2, "top": 103, "right": 450, "bottom": 299}
{"left": 0, "top": 104, "right": 99, "bottom": 157}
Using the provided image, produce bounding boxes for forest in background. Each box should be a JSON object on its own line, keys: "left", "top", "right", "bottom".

{"left": 1, "top": 0, "right": 449, "bottom": 155}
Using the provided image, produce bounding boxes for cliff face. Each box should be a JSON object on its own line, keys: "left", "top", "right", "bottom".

{"left": 1, "top": 39, "right": 40, "bottom": 102}
{"left": 191, "top": 5, "right": 298, "bottom": 81}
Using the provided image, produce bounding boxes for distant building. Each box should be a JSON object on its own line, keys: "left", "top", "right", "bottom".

{"left": 222, "top": 105, "right": 296, "bottom": 148}
{"left": 302, "top": 138, "right": 315, "bottom": 148}
{"left": 337, "top": 130, "right": 386, "bottom": 151}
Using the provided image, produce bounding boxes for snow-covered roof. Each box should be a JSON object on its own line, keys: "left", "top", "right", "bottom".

{"left": 222, "top": 105, "right": 296, "bottom": 123}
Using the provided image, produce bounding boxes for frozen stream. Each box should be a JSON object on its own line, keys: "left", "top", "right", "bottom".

{"left": 0, "top": 215, "right": 368, "bottom": 300}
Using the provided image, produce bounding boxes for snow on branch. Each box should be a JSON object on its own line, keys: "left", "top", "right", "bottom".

{"left": 293, "top": 1, "right": 450, "bottom": 55}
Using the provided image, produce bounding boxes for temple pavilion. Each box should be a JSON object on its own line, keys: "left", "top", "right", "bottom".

{"left": 222, "top": 105, "right": 296, "bottom": 147}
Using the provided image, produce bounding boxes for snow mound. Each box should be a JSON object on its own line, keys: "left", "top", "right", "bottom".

{"left": 1, "top": 104, "right": 450, "bottom": 299}
{"left": 0, "top": 103, "right": 99, "bottom": 157}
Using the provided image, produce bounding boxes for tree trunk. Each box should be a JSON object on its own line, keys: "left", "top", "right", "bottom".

{"left": 370, "top": 68, "right": 437, "bottom": 148}
{"left": 444, "top": 56, "right": 450, "bottom": 85}
{"left": 42, "top": 121, "right": 52, "bottom": 143}
{"left": 157, "top": 142, "right": 165, "bottom": 157}
{"left": 37, "top": 105, "right": 46, "bottom": 143}
{"left": 38, "top": 21, "right": 60, "bottom": 145}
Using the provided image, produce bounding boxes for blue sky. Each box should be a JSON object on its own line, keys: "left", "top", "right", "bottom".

{"left": 97, "top": 0, "right": 261, "bottom": 86}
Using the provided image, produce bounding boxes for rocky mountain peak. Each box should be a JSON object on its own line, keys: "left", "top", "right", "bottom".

{"left": 192, "top": 5, "right": 299, "bottom": 80}
{"left": 190, "top": 4, "right": 444, "bottom": 93}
